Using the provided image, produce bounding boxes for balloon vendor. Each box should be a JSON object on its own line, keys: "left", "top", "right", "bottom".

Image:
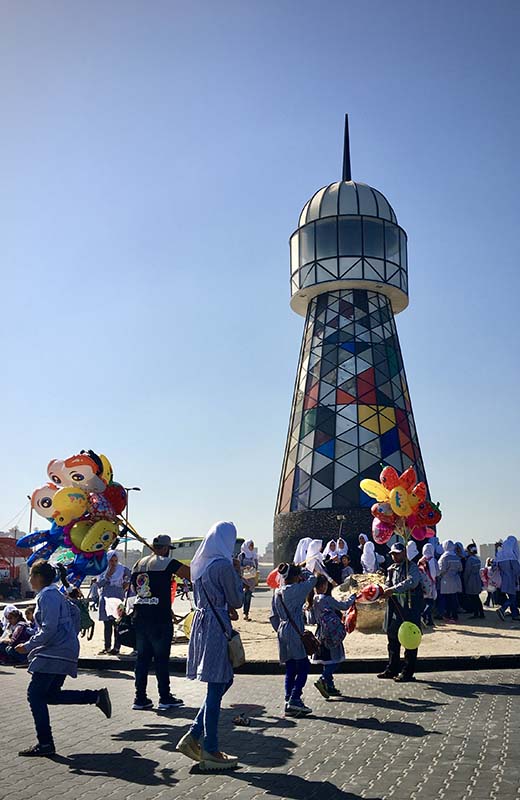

{"left": 377, "top": 541, "right": 423, "bottom": 683}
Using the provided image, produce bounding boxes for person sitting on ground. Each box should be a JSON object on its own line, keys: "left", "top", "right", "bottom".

{"left": 310, "top": 575, "right": 356, "bottom": 699}
{"left": 464, "top": 544, "right": 484, "bottom": 619}
{"left": 0, "top": 605, "right": 18, "bottom": 642}
{"left": 270, "top": 562, "right": 316, "bottom": 717}
{"left": 496, "top": 535, "right": 520, "bottom": 622}
{"left": 177, "top": 521, "right": 244, "bottom": 771}
{"left": 340, "top": 555, "right": 354, "bottom": 583}
{"left": 15, "top": 559, "right": 111, "bottom": 757}
{"left": 438, "top": 540, "right": 463, "bottom": 622}
{"left": 378, "top": 541, "right": 423, "bottom": 683}
{"left": 25, "top": 605, "right": 38, "bottom": 635}
{"left": 418, "top": 543, "right": 438, "bottom": 627}
{"left": 0, "top": 608, "right": 31, "bottom": 665}
{"left": 131, "top": 534, "right": 191, "bottom": 711}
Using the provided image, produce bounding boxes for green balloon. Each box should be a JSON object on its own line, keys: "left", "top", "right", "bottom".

{"left": 398, "top": 621, "right": 422, "bottom": 650}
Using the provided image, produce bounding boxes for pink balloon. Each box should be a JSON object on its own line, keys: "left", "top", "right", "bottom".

{"left": 372, "top": 518, "right": 394, "bottom": 545}
{"left": 412, "top": 526, "right": 428, "bottom": 541}
{"left": 425, "top": 528, "right": 435, "bottom": 538}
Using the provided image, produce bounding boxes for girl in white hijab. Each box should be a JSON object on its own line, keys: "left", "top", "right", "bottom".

{"left": 419, "top": 543, "right": 439, "bottom": 625}
{"left": 323, "top": 540, "right": 338, "bottom": 560}
{"left": 361, "top": 541, "right": 377, "bottom": 573}
{"left": 406, "top": 541, "right": 419, "bottom": 562}
{"left": 358, "top": 533, "right": 368, "bottom": 550}
{"left": 293, "top": 537, "right": 312, "bottom": 565}
{"left": 180, "top": 521, "right": 244, "bottom": 770}
{"left": 336, "top": 538, "right": 349, "bottom": 558}
{"left": 496, "top": 535, "right": 520, "bottom": 622}
{"left": 1, "top": 604, "right": 18, "bottom": 641}
{"left": 238, "top": 539, "right": 258, "bottom": 621}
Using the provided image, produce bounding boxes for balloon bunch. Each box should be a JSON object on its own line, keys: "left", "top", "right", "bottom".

{"left": 360, "top": 465, "right": 442, "bottom": 546}
{"left": 18, "top": 451, "right": 129, "bottom": 587}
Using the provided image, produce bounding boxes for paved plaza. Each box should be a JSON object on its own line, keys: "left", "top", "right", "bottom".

{"left": 2, "top": 667, "right": 520, "bottom": 799}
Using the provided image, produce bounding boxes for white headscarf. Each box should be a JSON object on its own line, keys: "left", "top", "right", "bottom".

{"left": 102, "top": 552, "right": 126, "bottom": 586}
{"left": 336, "top": 538, "right": 349, "bottom": 557}
{"left": 293, "top": 537, "right": 312, "bottom": 565}
{"left": 421, "top": 543, "right": 440, "bottom": 578}
{"left": 190, "top": 521, "right": 237, "bottom": 583}
{"left": 240, "top": 539, "right": 257, "bottom": 562}
{"left": 361, "top": 541, "right": 376, "bottom": 573}
{"left": 323, "top": 540, "right": 338, "bottom": 559}
{"left": 305, "top": 539, "right": 324, "bottom": 572}
{"left": 2, "top": 604, "right": 18, "bottom": 629}
{"left": 496, "top": 535, "right": 520, "bottom": 563}
{"left": 406, "top": 541, "right": 419, "bottom": 561}
{"left": 358, "top": 533, "right": 368, "bottom": 550}
{"left": 441, "top": 540, "right": 455, "bottom": 553}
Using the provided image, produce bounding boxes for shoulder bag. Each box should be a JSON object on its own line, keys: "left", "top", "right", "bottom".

{"left": 278, "top": 593, "right": 320, "bottom": 657}
{"left": 201, "top": 584, "right": 246, "bottom": 669}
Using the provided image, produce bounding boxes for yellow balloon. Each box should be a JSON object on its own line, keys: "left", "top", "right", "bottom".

{"left": 82, "top": 520, "right": 119, "bottom": 553}
{"left": 69, "top": 520, "right": 93, "bottom": 550}
{"left": 389, "top": 486, "right": 414, "bottom": 517}
{"left": 52, "top": 487, "right": 88, "bottom": 526}
{"left": 183, "top": 611, "right": 194, "bottom": 639}
{"left": 99, "top": 454, "right": 113, "bottom": 485}
{"left": 360, "top": 479, "right": 389, "bottom": 502}
{"left": 398, "top": 621, "right": 422, "bottom": 649}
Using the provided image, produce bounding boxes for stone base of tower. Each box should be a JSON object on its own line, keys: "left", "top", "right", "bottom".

{"left": 273, "top": 507, "right": 373, "bottom": 570}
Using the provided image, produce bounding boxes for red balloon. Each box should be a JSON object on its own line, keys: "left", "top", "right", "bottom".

{"left": 103, "top": 483, "right": 128, "bottom": 516}
{"left": 412, "top": 526, "right": 429, "bottom": 541}
{"left": 371, "top": 501, "right": 396, "bottom": 524}
{"left": 372, "top": 518, "right": 394, "bottom": 544}
{"left": 425, "top": 528, "right": 436, "bottom": 538}
{"left": 345, "top": 604, "right": 357, "bottom": 634}
{"left": 359, "top": 584, "right": 382, "bottom": 602}
{"left": 399, "top": 467, "right": 417, "bottom": 492}
{"left": 415, "top": 500, "right": 442, "bottom": 526}
{"left": 380, "top": 466, "right": 400, "bottom": 490}
{"left": 266, "top": 568, "right": 281, "bottom": 589}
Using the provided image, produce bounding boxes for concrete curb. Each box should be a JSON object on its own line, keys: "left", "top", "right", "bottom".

{"left": 80, "top": 653, "right": 520, "bottom": 675}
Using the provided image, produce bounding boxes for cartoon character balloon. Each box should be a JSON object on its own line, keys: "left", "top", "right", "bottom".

{"left": 361, "top": 465, "right": 442, "bottom": 544}
{"left": 22, "top": 450, "right": 130, "bottom": 587}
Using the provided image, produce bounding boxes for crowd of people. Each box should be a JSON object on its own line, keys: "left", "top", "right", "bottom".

{"left": 3, "top": 524, "right": 519, "bottom": 772}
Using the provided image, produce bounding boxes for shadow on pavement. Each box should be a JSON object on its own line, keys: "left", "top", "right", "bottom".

{"left": 314, "top": 715, "right": 437, "bottom": 738}
{"left": 53, "top": 747, "right": 177, "bottom": 786}
{"left": 112, "top": 709, "right": 297, "bottom": 767}
{"left": 218, "top": 770, "right": 381, "bottom": 800}
{"left": 424, "top": 680, "right": 520, "bottom": 699}
{"left": 343, "top": 695, "right": 446, "bottom": 713}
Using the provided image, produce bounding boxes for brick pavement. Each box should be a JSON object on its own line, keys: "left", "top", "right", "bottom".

{"left": 1, "top": 666, "right": 519, "bottom": 799}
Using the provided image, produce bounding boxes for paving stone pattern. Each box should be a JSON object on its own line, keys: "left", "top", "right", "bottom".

{"left": 1, "top": 667, "right": 519, "bottom": 799}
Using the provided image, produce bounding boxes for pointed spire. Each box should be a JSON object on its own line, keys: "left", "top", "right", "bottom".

{"left": 342, "top": 113, "right": 352, "bottom": 182}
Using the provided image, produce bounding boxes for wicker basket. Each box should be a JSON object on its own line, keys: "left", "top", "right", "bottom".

{"left": 333, "top": 572, "right": 386, "bottom": 633}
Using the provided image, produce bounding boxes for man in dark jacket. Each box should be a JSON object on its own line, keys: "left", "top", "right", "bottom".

{"left": 377, "top": 541, "right": 423, "bottom": 683}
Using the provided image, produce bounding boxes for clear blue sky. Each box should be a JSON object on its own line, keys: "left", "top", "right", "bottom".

{"left": 1, "top": 1, "right": 519, "bottom": 550}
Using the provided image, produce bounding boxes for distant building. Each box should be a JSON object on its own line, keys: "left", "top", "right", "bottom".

{"left": 262, "top": 542, "right": 274, "bottom": 562}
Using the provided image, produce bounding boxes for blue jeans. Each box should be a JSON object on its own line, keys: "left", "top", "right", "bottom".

{"left": 134, "top": 619, "right": 173, "bottom": 702}
{"left": 500, "top": 593, "right": 519, "bottom": 618}
{"left": 285, "top": 658, "right": 309, "bottom": 702}
{"left": 28, "top": 672, "right": 98, "bottom": 746}
{"left": 322, "top": 663, "right": 336, "bottom": 689}
{"left": 243, "top": 589, "right": 253, "bottom": 617}
{"left": 189, "top": 680, "right": 233, "bottom": 753}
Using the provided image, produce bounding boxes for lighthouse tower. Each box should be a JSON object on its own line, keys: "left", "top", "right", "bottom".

{"left": 274, "top": 116, "right": 427, "bottom": 563}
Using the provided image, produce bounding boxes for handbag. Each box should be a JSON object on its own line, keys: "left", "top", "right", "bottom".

{"left": 278, "top": 594, "right": 320, "bottom": 657}
{"left": 116, "top": 584, "right": 136, "bottom": 650}
{"left": 201, "top": 584, "right": 246, "bottom": 669}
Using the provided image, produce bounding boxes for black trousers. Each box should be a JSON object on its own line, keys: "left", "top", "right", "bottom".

{"left": 28, "top": 673, "right": 98, "bottom": 746}
{"left": 386, "top": 618, "right": 418, "bottom": 678}
{"left": 467, "top": 594, "right": 484, "bottom": 616}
